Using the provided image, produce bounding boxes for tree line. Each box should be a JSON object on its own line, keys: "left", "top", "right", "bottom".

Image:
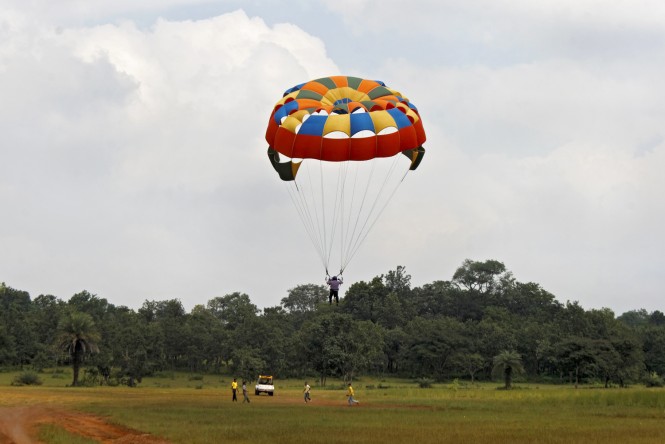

{"left": 1, "top": 259, "right": 664, "bottom": 388}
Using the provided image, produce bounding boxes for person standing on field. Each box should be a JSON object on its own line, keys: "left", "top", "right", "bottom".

{"left": 242, "top": 380, "right": 250, "bottom": 403}
{"left": 346, "top": 382, "right": 359, "bottom": 406}
{"left": 304, "top": 381, "right": 311, "bottom": 403}
{"left": 231, "top": 378, "right": 238, "bottom": 402}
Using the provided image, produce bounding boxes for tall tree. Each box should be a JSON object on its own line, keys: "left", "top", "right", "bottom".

{"left": 207, "top": 292, "right": 258, "bottom": 328}
{"left": 341, "top": 277, "right": 388, "bottom": 323}
{"left": 452, "top": 259, "right": 510, "bottom": 294}
{"left": 401, "top": 317, "right": 469, "bottom": 379}
{"left": 555, "top": 336, "right": 596, "bottom": 388}
{"left": 298, "top": 312, "right": 383, "bottom": 384}
{"left": 492, "top": 350, "right": 524, "bottom": 389}
{"left": 0, "top": 282, "right": 36, "bottom": 366}
{"left": 383, "top": 265, "right": 411, "bottom": 295}
{"left": 280, "top": 284, "right": 328, "bottom": 314}
{"left": 56, "top": 311, "right": 100, "bottom": 386}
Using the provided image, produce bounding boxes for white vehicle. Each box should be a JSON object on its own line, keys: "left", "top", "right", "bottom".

{"left": 255, "top": 375, "right": 274, "bottom": 396}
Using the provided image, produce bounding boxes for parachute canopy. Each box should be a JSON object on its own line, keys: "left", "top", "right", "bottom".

{"left": 265, "top": 76, "right": 426, "bottom": 275}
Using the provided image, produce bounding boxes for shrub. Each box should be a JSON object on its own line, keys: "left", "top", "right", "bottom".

{"left": 645, "top": 372, "right": 664, "bottom": 388}
{"left": 449, "top": 378, "right": 460, "bottom": 391}
{"left": 12, "top": 371, "right": 43, "bottom": 386}
{"left": 416, "top": 378, "right": 434, "bottom": 388}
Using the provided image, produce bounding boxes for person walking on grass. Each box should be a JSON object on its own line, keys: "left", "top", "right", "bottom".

{"left": 231, "top": 378, "right": 238, "bottom": 402}
{"left": 242, "top": 380, "right": 250, "bottom": 403}
{"left": 346, "top": 382, "right": 359, "bottom": 406}
{"left": 304, "top": 381, "right": 311, "bottom": 403}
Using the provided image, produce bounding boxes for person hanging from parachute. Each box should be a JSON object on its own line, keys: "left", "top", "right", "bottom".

{"left": 265, "top": 76, "right": 426, "bottom": 304}
{"left": 326, "top": 275, "right": 343, "bottom": 305}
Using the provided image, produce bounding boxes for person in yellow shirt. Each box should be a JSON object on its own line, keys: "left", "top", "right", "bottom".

{"left": 231, "top": 378, "right": 238, "bottom": 402}
{"left": 346, "top": 382, "right": 359, "bottom": 406}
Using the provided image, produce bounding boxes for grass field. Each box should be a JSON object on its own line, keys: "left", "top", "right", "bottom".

{"left": 1, "top": 369, "right": 665, "bottom": 443}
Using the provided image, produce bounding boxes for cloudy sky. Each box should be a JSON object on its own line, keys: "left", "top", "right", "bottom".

{"left": 2, "top": 0, "right": 664, "bottom": 315}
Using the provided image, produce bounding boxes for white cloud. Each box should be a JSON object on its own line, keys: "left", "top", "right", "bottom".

{"left": 1, "top": 1, "right": 664, "bottom": 315}
{"left": 0, "top": 8, "right": 339, "bottom": 307}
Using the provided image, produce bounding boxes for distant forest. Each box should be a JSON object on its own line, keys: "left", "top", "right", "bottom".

{"left": 2, "top": 259, "right": 664, "bottom": 388}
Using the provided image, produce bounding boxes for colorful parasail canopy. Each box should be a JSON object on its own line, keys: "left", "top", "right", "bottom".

{"left": 265, "top": 75, "right": 426, "bottom": 181}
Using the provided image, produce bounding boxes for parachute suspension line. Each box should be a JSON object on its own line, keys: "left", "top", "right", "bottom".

{"left": 290, "top": 165, "right": 330, "bottom": 271}
{"left": 317, "top": 158, "right": 329, "bottom": 271}
{"left": 285, "top": 180, "right": 327, "bottom": 268}
{"left": 340, "top": 161, "right": 361, "bottom": 273}
{"left": 341, "top": 159, "right": 378, "bottom": 270}
{"left": 326, "top": 160, "right": 347, "bottom": 272}
{"left": 341, "top": 156, "right": 411, "bottom": 274}
{"left": 306, "top": 161, "right": 330, "bottom": 272}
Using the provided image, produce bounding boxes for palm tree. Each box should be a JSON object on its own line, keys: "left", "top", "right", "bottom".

{"left": 56, "top": 311, "right": 100, "bottom": 386}
{"left": 492, "top": 350, "right": 525, "bottom": 390}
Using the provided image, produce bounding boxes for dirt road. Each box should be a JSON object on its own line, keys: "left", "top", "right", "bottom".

{"left": 0, "top": 406, "right": 169, "bottom": 444}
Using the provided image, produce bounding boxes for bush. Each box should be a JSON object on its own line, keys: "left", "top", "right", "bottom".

{"left": 12, "top": 371, "right": 43, "bottom": 386}
{"left": 416, "top": 378, "right": 434, "bottom": 388}
{"left": 645, "top": 372, "right": 664, "bottom": 388}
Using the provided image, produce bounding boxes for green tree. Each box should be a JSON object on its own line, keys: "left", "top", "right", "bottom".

{"left": 402, "top": 317, "right": 469, "bottom": 379}
{"left": 383, "top": 265, "right": 411, "bottom": 295}
{"left": 450, "top": 352, "right": 485, "bottom": 383}
{"left": 383, "top": 327, "right": 408, "bottom": 373}
{"left": 452, "top": 259, "right": 510, "bottom": 294}
{"left": 492, "top": 350, "right": 524, "bottom": 389}
{"left": 230, "top": 346, "right": 266, "bottom": 381}
{"left": 207, "top": 292, "right": 258, "bottom": 329}
{"left": 405, "top": 281, "right": 452, "bottom": 319}
{"left": 56, "top": 311, "right": 100, "bottom": 386}
{"left": 298, "top": 312, "right": 383, "bottom": 385}
{"left": 0, "top": 324, "right": 16, "bottom": 364}
{"left": 106, "top": 306, "right": 152, "bottom": 386}
{"left": 0, "top": 282, "right": 36, "bottom": 366}
{"left": 643, "top": 326, "right": 665, "bottom": 376}
{"left": 141, "top": 299, "right": 188, "bottom": 369}
{"left": 31, "top": 294, "right": 65, "bottom": 369}
{"left": 280, "top": 284, "right": 328, "bottom": 314}
{"left": 259, "top": 306, "right": 297, "bottom": 377}
{"left": 555, "top": 336, "right": 596, "bottom": 387}
{"left": 341, "top": 277, "right": 388, "bottom": 323}
{"left": 68, "top": 290, "right": 109, "bottom": 323}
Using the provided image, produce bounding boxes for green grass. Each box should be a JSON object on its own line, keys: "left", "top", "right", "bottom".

{"left": 38, "top": 424, "right": 97, "bottom": 444}
{"left": 2, "top": 370, "right": 665, "bottom": 443}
